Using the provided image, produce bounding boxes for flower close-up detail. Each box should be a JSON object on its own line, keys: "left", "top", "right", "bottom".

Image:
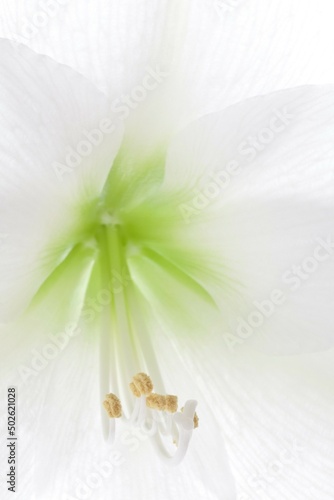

{"left": 0, "top": 1, "right": 334, "bottom": 499}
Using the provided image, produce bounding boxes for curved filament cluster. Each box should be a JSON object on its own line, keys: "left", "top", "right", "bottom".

{"left": 103, "top": 372, "right": 199, "bottom": 465}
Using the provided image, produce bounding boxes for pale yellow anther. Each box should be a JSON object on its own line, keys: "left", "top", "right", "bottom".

{"left": 129, "top": 381, "right": 141, "bottom": 397}
{"left": 165, "top": 395, "right": 178, "bottom": 413}
{"left": 146, "top": 393, "right": 166, "bottom": 411}
{"left": 103, "top": 393, "right": 122, "bottom": 418}
{"left": 132, "top": 372, "right": 153, "bottom": 396}
{"left": 146, "top": 393, "right": 178, "bottom": 412}
{"left": 181, "top": 407, "right": 199, "bottom": 429}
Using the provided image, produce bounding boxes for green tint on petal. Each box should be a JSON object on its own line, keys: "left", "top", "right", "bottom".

{"left": 28, "top": 242, "right": 97, "bottom": 329}
{"left": 26, "top": 146, "right": 229, "bottom": 348}
{"left": 101, "top": 143, "right": 166, "bottom": 211}
{"left": 127, "top": 247, "right": 220, "bottom": 335}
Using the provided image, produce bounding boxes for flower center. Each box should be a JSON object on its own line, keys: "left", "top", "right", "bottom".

{"left": 29, "top": 147, "right": 221, "bottom": 462}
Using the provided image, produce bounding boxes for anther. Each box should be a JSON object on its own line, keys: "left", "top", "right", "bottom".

{"left": 131, "top": 373, "right": 153, "bottom": 396}
{"left": 146, "top": 394, "right": 178, "bottom": 413}
{"left": 165, "top": 395, "right": 178, "bottom": 413}
{"left": 146, "top": 393, "right": 166, "bottom": 411}
{"left": 129, "top": 382, "right": 141, "bottom": 397}
{"left": 103, "top": 393, "right": 122, "bottom": 418}
{"left": 181, "top": 407, "right": 199, "bottom": 428}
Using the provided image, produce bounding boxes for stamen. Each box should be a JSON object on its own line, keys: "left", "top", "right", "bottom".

{"left": 154, "top": 400, "right": 198, "bottom": 466}
{"left": 165, "top": 395, "right": 178, "bottom": 413}
{"left": 129, "top": 382, "right": 141, "bottom": 398}
{"left": 102, "top": 372, "right": 198, "bottom": 464}
{"left": 146, "top": 393, "right": 178, "bottom": 413}
{"left": 131, "top": 372, "right": 154, "bottom": 396}
{"left": 146, "top": 393, "right": 166, "bottom": 411}
{"left": 181, "top": 406, "right": 199, "bottom": 429}
{"left": 103, "top": 393, "right": 122, "bottom": 418}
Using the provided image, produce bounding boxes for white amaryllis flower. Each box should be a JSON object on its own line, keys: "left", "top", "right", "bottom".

{"left": 1, "top": 1, "right": 334, "bottom": 499}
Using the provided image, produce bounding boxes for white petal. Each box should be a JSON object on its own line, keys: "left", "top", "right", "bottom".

{"left": 162, "top": 332, "right": 334, "bottom": 500}
{"left": 3, "top": 0, "right": 334, "bottom": 161}
{"left": 1, "top": 1, "right": 334, "bottom": 117}
{"left": 162, "top": 85, "right": 334, "bottom": 354}
{"left": 0, "top": 40, "right": 123, "bottom": 321}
